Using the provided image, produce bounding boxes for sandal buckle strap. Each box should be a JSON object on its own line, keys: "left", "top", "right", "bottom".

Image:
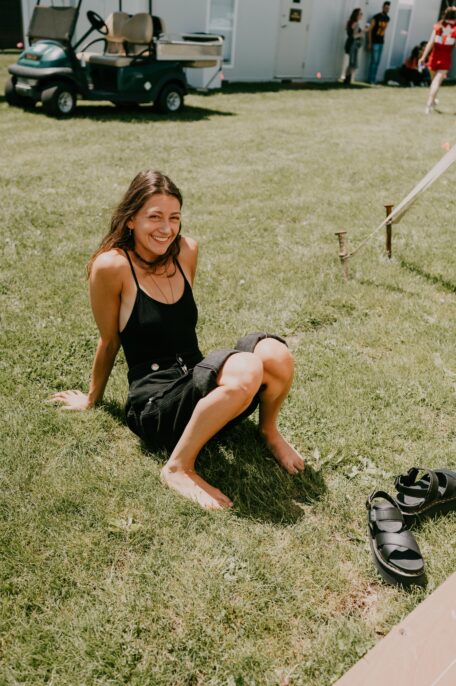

{"left": 369, "top": 508, "right": 403, "bottom": 523}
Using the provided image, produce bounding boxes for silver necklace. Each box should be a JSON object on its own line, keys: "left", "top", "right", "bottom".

{"left": 132, "top": 251, "right": 175, "bottom": 303}
{"left": 149, "top": 270, "right": 174, "bottom": 304}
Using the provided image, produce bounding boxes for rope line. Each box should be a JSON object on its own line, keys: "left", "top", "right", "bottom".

{"left": 345, "top": 143, "right": 456, "bottom": 260}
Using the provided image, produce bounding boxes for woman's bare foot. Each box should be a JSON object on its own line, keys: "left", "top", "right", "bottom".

{"left": 260, "top": 429, "right": 305, "bottom": 474}
{"left": 161, "top": 465, "right": 233, "bottom": 510}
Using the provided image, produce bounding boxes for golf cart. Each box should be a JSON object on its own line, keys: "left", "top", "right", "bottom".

{"left": 5, "top": 0, "right": 223, "bottom": 116}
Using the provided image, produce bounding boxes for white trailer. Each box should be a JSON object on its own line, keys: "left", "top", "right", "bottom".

{"left": 20, "top": 0, "right": 446, "bottom": 86}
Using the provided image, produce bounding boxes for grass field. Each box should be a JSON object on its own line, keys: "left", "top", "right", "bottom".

{"left": 1, "top": 52, "right": 456, "bottom": 685}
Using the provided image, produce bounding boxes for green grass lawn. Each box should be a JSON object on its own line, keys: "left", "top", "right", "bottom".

{"left": 1, "top": 53, "right": 456, "bottom": 685}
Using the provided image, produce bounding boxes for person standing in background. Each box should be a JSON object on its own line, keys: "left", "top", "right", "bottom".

{"left": 419, "top": 6, "right": 456, "bottom": 114}
{"left": 343, "top": 8, "right": 365, "bottom": 85}
{"left": 367, "top": 2, "right": 391, "bottom": 84}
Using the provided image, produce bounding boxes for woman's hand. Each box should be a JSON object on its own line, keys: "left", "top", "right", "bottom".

{"left": 50, "top": 390, "right": 92, "bottom": 410}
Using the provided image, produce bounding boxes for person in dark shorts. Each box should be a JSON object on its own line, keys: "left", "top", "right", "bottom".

{"left": 367, "top": 1, "right": 391, "bottom": 84}
{"left": 51, "top": 171, "right": 305, "bottom": 510}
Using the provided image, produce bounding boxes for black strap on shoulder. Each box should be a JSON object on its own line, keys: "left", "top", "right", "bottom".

{"left": 123, "top": 249, "right": 140, "bottom": 289}
{"left": 175, "top": 258, "right": 190, "bottom": 286}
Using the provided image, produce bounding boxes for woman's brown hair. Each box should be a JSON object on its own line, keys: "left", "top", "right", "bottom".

{"left": 87, "top": 170, "right": 183, "bottom": 275}
{"left": 346, "top": 8, "right": 361, "bottom": 31}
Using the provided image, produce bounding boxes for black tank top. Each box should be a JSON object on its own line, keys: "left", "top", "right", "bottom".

{"left": 119, "top": 251, "right": 203, "bottom": 370}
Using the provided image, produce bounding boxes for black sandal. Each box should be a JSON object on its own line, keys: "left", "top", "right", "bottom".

{"left": 367, "top": 491, "right": 426, "bottom": 587}
{"left": 395, "top": 467, "right": 456, "bottom": 525}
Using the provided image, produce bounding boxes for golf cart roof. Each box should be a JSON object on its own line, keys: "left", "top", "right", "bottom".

{"left": 28, "top": 1, "right": 82, "bottom": 44}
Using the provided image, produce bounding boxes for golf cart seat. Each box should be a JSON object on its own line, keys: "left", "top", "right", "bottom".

{"left": 124, "top": 13, "right": 154, "bottom": 56}
{"left": 80, "top": 12, "right": 154, "bottom": 67}
{"left": 77, "top": 11, "right": 129, "bottom": 62}
{"left": 105, "top": 11, "right": 129, "bottom": 54}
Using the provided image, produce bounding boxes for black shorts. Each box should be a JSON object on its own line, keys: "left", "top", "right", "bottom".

{"left": 125, "top": 332, "right": 286, "bottom": 452}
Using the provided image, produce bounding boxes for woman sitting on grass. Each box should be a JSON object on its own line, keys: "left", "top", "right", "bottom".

{"left": 52, "top": 170, "right": 304, "bottom": 510}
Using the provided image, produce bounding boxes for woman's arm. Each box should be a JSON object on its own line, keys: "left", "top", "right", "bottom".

{"left": 51, "top": 251, "right": 123, "bottom": 410}
{"left": 419, "top": 31, "right": 435, "bottom": 66}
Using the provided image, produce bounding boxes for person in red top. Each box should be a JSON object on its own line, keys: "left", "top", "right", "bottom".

{"left": 419, "top": 6, "right": 456, "bottom": 114}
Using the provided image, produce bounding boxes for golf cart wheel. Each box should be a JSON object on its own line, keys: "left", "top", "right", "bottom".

{"left": 155, "top": 83, "right": 184, "bottom": 114}
{"left": 4, "top": 77, "right": 35, "bottom": 109}
{"left": 41, "top": 83, "right": 76, "bottom": 117}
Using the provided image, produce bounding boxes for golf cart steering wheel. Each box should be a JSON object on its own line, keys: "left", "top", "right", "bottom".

{"left": 86, "top": 11, "right": 109, "bottom": 36}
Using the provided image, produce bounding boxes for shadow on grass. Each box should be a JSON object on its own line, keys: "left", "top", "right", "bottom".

{"left": 430, "top": 106, "right": 456, "bottom": 116}
{"left": 141, "top": 420, "right": 325, "bottom": 524}
{"left": 8, "top": 101, "right": 235, "bottom": 122}
{"left": 101, "top": 399, "right": 126, "bottom": 425}
{"left": 400, "top": 259, "right": 456, "bottom": 294}
{"left": 75, "top": 103, "right": 235, "bottom": 122}
{"left": 214, "top": 81, "right": 371, "bottom": 95}
{"left": 102, "top": 402, "right": 326, "bottom": 523}
{"left": 199, "top": 421, "right": 326, "bottom": 524}
{"left": 359, "top": 277, "right": 415, "bottom": 296}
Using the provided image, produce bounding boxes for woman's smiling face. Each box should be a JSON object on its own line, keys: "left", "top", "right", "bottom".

{"left": 128, "top": 193, "right": 181, "bottom": 259}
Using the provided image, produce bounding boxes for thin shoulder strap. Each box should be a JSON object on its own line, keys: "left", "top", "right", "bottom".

{"left": 123, "top": 249, "right": 140, "bottom": 289}
{"left": 175, "top": 258, "right": 189, "bottom": 285}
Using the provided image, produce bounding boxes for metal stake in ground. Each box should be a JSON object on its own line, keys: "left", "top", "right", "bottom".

{"left": 384, "top": 204, "right": 394, "bottom": 259}
{"left": 342, "top": 145, "right": 456, "bottom": 266}
{"left": 335, "top": 231, "right": 349, "bottom": 280}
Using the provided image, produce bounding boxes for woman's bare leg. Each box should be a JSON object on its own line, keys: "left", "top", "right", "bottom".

{"left": 252, "top": 338, "right": 305, "bottom": 474}
{"left": 161, "top": 352, "right": 263, "bottom": 509}
{"left": 426, "top": 70, "right": 446, "bottom": 111}
{"left": 339, "top": 53, "right": 349, "bottom": 81}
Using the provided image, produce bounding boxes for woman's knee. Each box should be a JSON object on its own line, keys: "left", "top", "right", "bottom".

{"left": 253, "top": 338, "right": 294, "bottom": 380}
{"left": 217, "top": 352, "right": 263, "bottom": 399}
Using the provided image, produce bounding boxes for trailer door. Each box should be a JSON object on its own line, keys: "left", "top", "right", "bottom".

{"left": 388, "top": 1, "right": 414, "bottom": 70}
{"left": 275, "top": 0, "right": 312, "bottom": 78}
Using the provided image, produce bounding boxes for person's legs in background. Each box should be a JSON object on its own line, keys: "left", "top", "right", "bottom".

{"left": 345, "top": 44, "right": 360, "bottom": 85}
{"left": 425, "top": 70, "right": 446, "bottom": 113}
{"left": 339, "top": 52, "right": 349, "bottom": 82}
{"left": 368, "top": 44, "right": 384, "bottom": 83}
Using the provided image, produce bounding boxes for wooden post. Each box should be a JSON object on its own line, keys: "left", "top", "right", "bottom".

{"left": 335, "top": 231, "right": 349, "bottom": 280}
{"left": 384, "top": 203, "right": 394, "bottom": 259}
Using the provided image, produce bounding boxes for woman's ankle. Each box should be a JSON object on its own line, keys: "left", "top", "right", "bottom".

{"left": 163, "top": 460, "right": 196, "bottom": 474}
{"left": 259, "top": 425, "right": 280, "bottom": 442}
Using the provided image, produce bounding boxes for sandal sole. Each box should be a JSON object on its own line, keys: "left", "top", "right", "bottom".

{"left": 401, "top": 496, "right": 456, "bottom": 525}
{"left": 368, "top": 535, "right": 426, "bottom": 587}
